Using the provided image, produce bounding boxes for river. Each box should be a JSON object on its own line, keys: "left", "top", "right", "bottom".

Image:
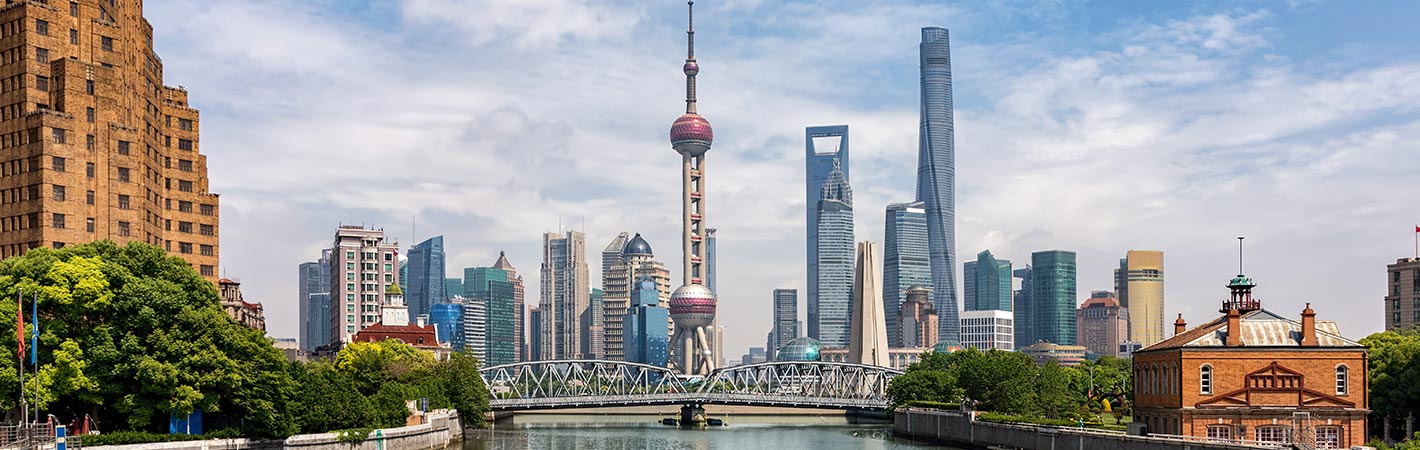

{"left": 463, "top": 414, "right": 957, "bottom": 450}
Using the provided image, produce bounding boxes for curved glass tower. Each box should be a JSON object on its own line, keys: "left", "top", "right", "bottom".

{"left": 811, "top": 160, "right": 854, "bottom": 348}
{"left": 916, "top": 27, "right": 958, "bottom": 345}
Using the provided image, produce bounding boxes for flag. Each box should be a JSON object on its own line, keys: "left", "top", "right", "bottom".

{"left": 15, "top": 289, "right": 23, "bottom": 361}
{"left": 31, "top": 291, "right": 37, "bottom": 366}
{"left": 1415, "top": 224, "right": 1419, "bottom": 233}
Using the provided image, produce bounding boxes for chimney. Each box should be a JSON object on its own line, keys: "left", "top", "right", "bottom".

{"left": 1300, "top": 303, "right": 1318, "bottom": 347}
{"left": 416, "top": 315, "right": 427, "bottom": 328}
{"left": 1225, "top": 309, "right": 1242, "bottom": 346}
{"left": 1174, "top": 313, "right": 1187, "bottom": 336}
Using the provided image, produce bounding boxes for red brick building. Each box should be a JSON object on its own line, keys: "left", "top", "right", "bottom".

{"left": 1132, "top": 274, "right": 1368, "bottom": 448}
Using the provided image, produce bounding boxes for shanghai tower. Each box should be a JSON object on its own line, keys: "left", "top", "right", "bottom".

{"left": 916, "top": 27, "right": 958, "bottom": 345}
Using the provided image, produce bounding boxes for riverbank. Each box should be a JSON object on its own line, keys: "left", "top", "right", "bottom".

{"left": 81, "top": 411, "right": 462, "bottom": 450}
{"left": 894, "top": 408, "right": 1276, "bottom": 450}
{"left": 510, "top": 405, "right": 847, "bottom": 415}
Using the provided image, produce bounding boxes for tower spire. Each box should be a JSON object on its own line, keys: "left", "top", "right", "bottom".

{"left": 683, "top": 1, "right": 698, "bottom": 114}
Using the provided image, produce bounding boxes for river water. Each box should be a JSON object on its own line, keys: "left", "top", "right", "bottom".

{"left": 464, "top": 414, "right": 956, "bottom": 450}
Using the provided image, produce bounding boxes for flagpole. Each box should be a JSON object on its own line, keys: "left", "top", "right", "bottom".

{"left": 31, "top": 291, "right": 38, "bottom": 424}
{"left": 17, "top": 288, "right": 25, "bottom": 426}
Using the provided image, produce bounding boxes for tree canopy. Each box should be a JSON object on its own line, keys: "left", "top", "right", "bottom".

{"left": 888, "top": 348, "right": 1134, "bottom": 422}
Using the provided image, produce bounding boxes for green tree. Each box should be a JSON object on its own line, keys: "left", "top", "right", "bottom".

{"left": 887, "top": 369, "right": 960, "bottom": 408}
{"left": 1362, "top": 327, "right": 1420, "bottom": 438}
{"left": 1035, "top": 360, "right": 1075, "bottom": 419}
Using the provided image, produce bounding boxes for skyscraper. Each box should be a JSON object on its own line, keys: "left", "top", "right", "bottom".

{"left": 305, "top": 293, "right": 331, "bottom": 352}
{"left": 443, "top": 278, "right": 463, "bottom": 303}
{"left": 897, "top": 286, "right": 938, "bottom": 349}
{"left": 429, "top": 302, "right": 465, "bottom": 351}
{"left": 491, "top": 252, "right": 527, "bottom": 363}
{"left": 1116, "top": 250, "right": 1165, "bottom": 346}
{"left": 1031, "top": 250, "right": 1077, "bottom": 345}
{"left": 916, "top": 27, "right": 959, "bottom": 345}
{"left": 1076, "top": 291, "right": 1127, "bottom": 357}
{"left": 884, "top": 201, "right": 930, "bottom": 348}
{"left": 465, "top": 263, "right": 517, "bottom": 367}
{"left": 1386, "top": 258, "right": 1420, "bottom": 329}
{"left": 330, "top": 225, "right": 399, "bottom": 345}
{"left": 601, "top": 234, "right": 671, "bottom": 362}
{"left": 299, "top": 249, "right": 332, "bottom": 352}
{"left": 459, "top": 295, "right": 488, "bottom": 363}
{"left": 668, "top": 0, "right": 718, "bottom": 376}
{"left": 964, "top": 250, "right": 1011, "bottom": 312}
{"left": 528, "top": 306, "right": 543, "bottom": 362}
{"left": 624, "top": 276, "right": 670, "bottom": 367}
{"left": 848, "top": 242, "right": 889, "bottom": 366}
{"left": 541, "top": 231, "right": 588, "bottom": 360}
{"left": 1013, "top": 266, "right": 1034, "bottom": 345}
{"left": 810, "top": 160, "right": 854, "bottom": 348}
{"left": 771, "top": 289, "right": 799, "bottom": 360}
{"left": 807, "top": 125, "right": 849, "bottom": 319}
{"left": 406, "top": 236, "right": 447, "bottom": 319}
{"left": 0, "top": 0, "right": 221, "bottom": 280}
{"left": 587, "top": 288, "right": 604, "bottom": 359}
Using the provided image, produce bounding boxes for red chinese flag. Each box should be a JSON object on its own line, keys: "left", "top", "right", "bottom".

{"left": 1415, "top": 224, "right": 1419, "bottom": 233}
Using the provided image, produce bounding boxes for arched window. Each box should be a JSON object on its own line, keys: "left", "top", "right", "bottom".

{"left": 1336, "top": 365, "right": 1349, "bottom": 396}
{"left": 1200, "top": 364, "right": 1213, "bottom": 395}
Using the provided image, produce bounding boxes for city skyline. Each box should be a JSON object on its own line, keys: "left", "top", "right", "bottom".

{"left": 141, "top": 1, "right": 1419, "bottom": 359}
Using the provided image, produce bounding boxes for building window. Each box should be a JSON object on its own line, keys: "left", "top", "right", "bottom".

{"left": 200, "top": 204, "right": 214, "bottom": 216}
{"left": 86, "top": 134, "right": 94, "bottom": 150}
{"left": 178, "top": 118, "right": 192, "bottom": 131}
{"left": 178, "top": 242, "right": 192, "bottom": 254}
{"left": 117, "top": 167, "right": 129, "bottom": 182}
{"left": 86, "top": 107, "right": 94, "bottom": 123}
{"left": 51, "top": 156, "right": 64, "bottom": 172}
{"left": 178, "top": 201, "right": 192, "bottom": 212}
{"left": 36, "top": 48, "right": 48, "bottom": 63}
{"left": 199, "top": 244, "right": 213, "bottom": 256}
{"left": 178, "top": 159, "right": 192, "bottom": 171}
{"left": 85, "top": 218, "right": 94, "bottom": 233}
{"left": 52, "top": 128, "right": 65, "bottom": 144}
{"left": 86, "top": 80, "right": 93, "bottom": 95}
{"left": 35, "top": 20, "right": 48, "bottom": 36}
{"left": 178, "top": 180, "right": 192, "bottom": 192}
{"left": 1336, "top": 365, "right": 1348, "bottom": 396}
{"left": 85, "top": 190, "right": 94, "bottom": 205}
{"left": 117, "top": 195, "right": 129, "bottom": 209}
{"left": 118, "top": 140, "right": 129, "bottom": 155}
{"left": 1205, "top": 425, "right": 1231, "bottom": 442}
{"left": 1397, "top": 312, "right": 1403, "bottom": 323}
{"left": 200, "top": 265, "right": 215, "bottom": 277}
{"left": 178, "top": 139, "right": 192, "bottom": 150}
{"left": 69, "top": 29, "right": 77, "bottom": 45}
{"left": 1315, "top": 426, "right": 1342, "bottom": 449}
{"left": 52, "top": 185, "right": 64, "bottom": 201}
{"left": 199, "top": 224, "right": 214, "bottom": 236}
{"left": 69, "top": 2, "right": 78, "bottom": 17}
{"left": 346, "top": 251, "right": 355, "bottom": 259}
{"left": 51, "top": 213, "right": 64, "bottom": 229}
{"left": 86, "top": 163, "right": 94, "bottom": 178}
{"left": 177, "top": 221, "right": 192, "bottom": 233}
{"left": 1200, "top": 365, "right": 1212, "bottom": 395}
{"left": 101, "top": 36, "right": 113, "bottom": 52}
{"left": 1255, "top": 426, "right": 1291, "bottom": 445}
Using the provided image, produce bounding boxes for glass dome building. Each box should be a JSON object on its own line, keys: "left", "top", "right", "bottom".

{"left": 932, "top": 342, "right": 963, "bottom": 354}
{"left": 775, "top": 337, "right": 823, "bottom": 362}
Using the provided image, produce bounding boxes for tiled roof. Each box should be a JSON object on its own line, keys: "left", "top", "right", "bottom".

{"left": 1140, "top": 309, "right": 1363, "bottom": 352}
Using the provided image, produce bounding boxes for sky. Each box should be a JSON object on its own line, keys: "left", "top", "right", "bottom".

{"left": 141, "top": 0, "right": 1420, "bottom": 359}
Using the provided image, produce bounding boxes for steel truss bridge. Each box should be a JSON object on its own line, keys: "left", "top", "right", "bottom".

{"left": 480, "top": 360, "right": 902, "bottom": 411}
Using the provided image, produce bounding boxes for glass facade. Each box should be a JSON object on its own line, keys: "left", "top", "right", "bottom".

{"left": 964, "top": 250, "right": 1011, "bottom": 312}
{"left": 304, "top": 293, "right": 330, "bottom": 351}
{"left": 1031, "top": 250, "right": 1077, "bottom": 345}
{"left": 1014, "top": 266, "right": 1034, "bottom": 346}
{"left": 624, "top": 277, "right": 669, "bottom": 367}
{"left": 811, "top": 161, "right": 854, "bottom": 348}
{"left": 406, "top": 236, "right": 447, "bottom": 319}
{"left": 806, "top": 125, "right": 849, "bottom": 333}
{"left": 771, "top": 289, "right": 798, "bottom": 357}
{"left": 298, "top": 249, "right": 332, "bottom": 352}
{"left": 464, "top": 267, "right": 516, "bottom": 367}
{"left": 429, "top": 302, "right": 465, "bottom": 352}
{"left": 917, "top": 27, "right": 959, "bottom": 345}
{"left": 884, "top": 201, "right": 930, "bottom": 348}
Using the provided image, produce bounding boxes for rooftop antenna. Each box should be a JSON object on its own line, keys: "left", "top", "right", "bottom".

{"left": 412, "top": 214, "right": 417, "bottom": 243}
{"left": 1237, "top": 236, "right": 1245, "bottom": 274}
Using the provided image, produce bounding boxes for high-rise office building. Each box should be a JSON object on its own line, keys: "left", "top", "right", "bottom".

{"left": 429, "top": 302, "right": 465, "bottom": 351}
{"left": 917, "top": 26, "right": 959, "bottom": 346}
{"left": 884, "top": 201, "right": 930, "bottom": 348}
{"left": 455, "top": 295, "right": 487, "bottom": 362}
{"left": 587, "top": 288, "right": 604, "bottom": 359}
{"left": 1115, "top": 250, "right": 1164, "bottom": 346}
{"left": 444, "top": 278, "right": 463, "bottom": 303}
{"left": 960, "top": 309, "right": 1013, "bottom": 351}
{"left": 1031, "top": 250, "right": 1077, "bottom": 345}
{"left": 299, "top": 249, "right": 333, "bottom": 351}
{"left": 528, "top": 306, "right": 542, "bottom": 361}
{"left": 771, "top": 289, "right": 798, "bottom": 360}
{"left": 624, "top": 276, "right": 670, "bottom": 367}
{"left": 601, "top": 233, "right": 671, "bottom": 361}
{"left": 1013, "top": 266, "right": 1034, "bottom": 345}
{"left": 806, "top": 125, "right": 849, "bottom": 340}
{"left": 329, "top": 225, "right": 399, "bottom": 345}
{"left": 810, "top": 160, "right": 854, "bottom": 348}
{"left": 405, "top": 236, "right": 446, "bottom": 319}
{"left": 304, "top": 293, "right": 331, "bottom": 351}
{"left": 0, "top": 0, "right": 221, "bottom": 279}
{"left": 848, "top": 242, "right": 889, "bottom": 366}
{"left": 1386, "top": 258, "right": 1420, "bottom": 329}
{"left": 667, "top": 0, "right": 718, "bottom": 376}
{"left": 964, "top": 250, "right": 1012, "bottom": 312}
{"left": 491, "top": 252, "right": 526, "bottom": 363}
{"left": 897, "top": 286, "right": 938, "bottom": 349}
{"left": 464, "top": 263, "right": 516, "bottom": 367}
{"left": 1076, "top": 291, "right": 1127, "bottom": 357}
{"left": 540, "top": 231, "right": 588, "bottom": 360}
{"left": 398, "top": 259, "right": 408, "bottom": 290}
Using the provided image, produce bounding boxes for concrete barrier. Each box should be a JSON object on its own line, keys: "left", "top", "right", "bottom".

{"left": 83, "top": 411, "right": 463, "bottom": 450}
{"left": 895, "top": 408, "right": 1279, "bottom": 450}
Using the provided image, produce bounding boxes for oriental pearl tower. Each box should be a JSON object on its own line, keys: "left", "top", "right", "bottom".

{"left": 668, "top": 0, "right": 716, "bottom": 376}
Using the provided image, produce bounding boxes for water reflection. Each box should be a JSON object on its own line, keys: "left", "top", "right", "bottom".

{"left": 463, "top": 415, "right": 950, "bottom": 450}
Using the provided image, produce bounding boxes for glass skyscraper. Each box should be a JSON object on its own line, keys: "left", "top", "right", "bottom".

{"left": 771, "top": 289, "right": 799, "bottom": 358}
{"left": 429, "top": 302, "right": 465, "bottom": 351}
{"left": 916, "top": 27, "right": 959, "bottom": 345}
{"left": 964, "top": 250, "right": 1011, "bottom": 312}
{"left": 624, "top": 277, "right": 669, "bottom": 367}
{"left": 806, "top": 125, "right": 849, "bottom": 329}
{"left": 811, "top": 160, "right": 854, "bottom": 348}
{"left": 304, "top": 293, "right": 331, "bottom": 351}
{"left": 1013, "top": 266, "right": 1034, "bottom": 345}
{"left": 298, "top": 249, "right": 332, "bottom": 352}
{"left": 406, "top": 236, "right": 447, "bottom": 319}
{"left": 464, "top": 266, "right": 517, "bottom": 367}
{"left": 883, "top": 201, "right": 930, "bottom": 348}
{"left": 1030, "top": 250, "right": 1077, "bottom": 345}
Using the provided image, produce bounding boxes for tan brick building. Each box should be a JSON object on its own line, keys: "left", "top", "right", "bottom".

{"left": 0, "top": 0, "right": 218, "bottom": 280}
{"left": 1133, "top": 274, "right": 1368, "bottom": 448}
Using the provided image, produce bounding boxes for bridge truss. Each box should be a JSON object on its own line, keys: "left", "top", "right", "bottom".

{"left": 481, "top": 359, "right": 902, "bottom": 411}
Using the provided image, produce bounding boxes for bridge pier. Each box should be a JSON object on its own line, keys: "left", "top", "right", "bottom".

{"left": 680, "top": 404, "right": 707, "bottom": 425}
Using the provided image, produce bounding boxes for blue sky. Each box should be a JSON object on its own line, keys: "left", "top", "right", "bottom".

{"left": 142, "top": 0, "right": 1420, "bottom": 358}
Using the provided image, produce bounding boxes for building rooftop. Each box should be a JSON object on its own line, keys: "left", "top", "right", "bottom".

{"left": 1141, "top": 308, "right": 1362, "bottom": 352}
